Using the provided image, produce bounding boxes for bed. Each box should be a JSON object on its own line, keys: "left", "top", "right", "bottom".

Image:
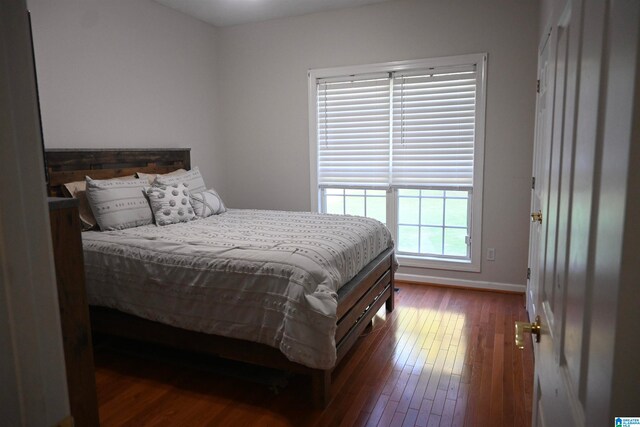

{"left": 45, "top": 148, "right": 396, "bottom": 408}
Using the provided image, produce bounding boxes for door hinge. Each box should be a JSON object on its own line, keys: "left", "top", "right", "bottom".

{"left": 527, "top": 268, "right": 531, "bottom": 280}
{"left": 532, "top": 176, "right": 536, "bottom": 189}
{"left": 536, "top": 79, "right": 540, "bottom": 93}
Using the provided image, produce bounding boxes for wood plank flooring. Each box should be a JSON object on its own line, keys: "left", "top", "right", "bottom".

{"left": 94, "top": 283, "right": 534, "bottom": 426}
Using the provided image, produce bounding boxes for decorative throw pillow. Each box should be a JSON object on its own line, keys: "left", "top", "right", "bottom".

{"left": 146, "top": 183, "right": 196, "bottom": 226}
{"left": 85, "top": 177, "right": 153, "bottom": 231}
{"left": 154, "top": 166, "right": 206, "bottom": 193}
{"left": 136, "top": 168, "right": 186, "bottom": 185}
{"left": 190, "top": 188, "right": 227, "bottom": 218}
{"left": 63, "top": 175, "right": 136, "bottom": 231}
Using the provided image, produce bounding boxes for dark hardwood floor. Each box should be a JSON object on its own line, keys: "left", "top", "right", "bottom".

{"left": 94, "top": 283, "right": 534, "bottom": 426}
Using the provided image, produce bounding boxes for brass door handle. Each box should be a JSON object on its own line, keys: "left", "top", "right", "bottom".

{"left": 515, "top": 315, "right": 541, "bottom": 349}
{"left": 531, "top": 211, "right": 543, "bottom": 223}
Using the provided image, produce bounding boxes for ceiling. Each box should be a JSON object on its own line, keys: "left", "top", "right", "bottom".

{"left": 154, "top": 0, "right": 393, "bottom": 27}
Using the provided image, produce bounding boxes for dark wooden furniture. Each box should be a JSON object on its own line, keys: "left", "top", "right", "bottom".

{"left": 48, "top": 197, "right": 99, "bottom": 427}
{"left": 46, "top": 148, "right": 191, "bottom": 196}
{"left": 45, "top": 148, "right": 395, "bottom": 408}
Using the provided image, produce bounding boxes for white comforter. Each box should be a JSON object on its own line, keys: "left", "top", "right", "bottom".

{"left": 82, "top": 209, "right": 393, "bottom": 369}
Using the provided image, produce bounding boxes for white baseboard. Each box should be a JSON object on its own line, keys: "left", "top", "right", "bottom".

{"left": 395, "top": 273, "right": 526, "bottom": 294}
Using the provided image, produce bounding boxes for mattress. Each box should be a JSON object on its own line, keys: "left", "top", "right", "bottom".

{"left": 82, "top": 209, "right": 394, "bottom": 369}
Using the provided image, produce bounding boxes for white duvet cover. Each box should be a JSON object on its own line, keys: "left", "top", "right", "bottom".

{"left": 82, "top": 209, "right": 393, "bottom": 369}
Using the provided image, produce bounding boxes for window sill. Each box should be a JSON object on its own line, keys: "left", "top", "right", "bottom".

{"left": 397, "top": 254, "right": 481, "bottom": 273}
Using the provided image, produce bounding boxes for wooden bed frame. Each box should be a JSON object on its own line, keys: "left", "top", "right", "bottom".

{"left": 45, "top": 148, "right": 396, "bottom": 408}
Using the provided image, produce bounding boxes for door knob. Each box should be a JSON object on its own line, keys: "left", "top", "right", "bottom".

{"left": 531, "top": 210, "right": 543, "bottom": 223}
{"left": 515, "top": 315, "right": 541, "bottom": 349}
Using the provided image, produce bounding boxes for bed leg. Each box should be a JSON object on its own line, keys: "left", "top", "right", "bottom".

{"left": 386, "top": 261, "right": 395, "bottom": 312}
{"left": 311, "top": 369, "right": 331, "bottom": 409}
{"left": 365, "top": 319, "right": 373, "bottom": 330}
{"left": 385, "top": 287, "right": 395, "bottom": 312}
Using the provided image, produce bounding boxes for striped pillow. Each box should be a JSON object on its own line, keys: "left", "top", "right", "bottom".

{"left": 136, "top": 168, "right": 186, "bottom": 185}
{"left": 63, "top": 175, "right": 135, "bottom": 231}
{"left": 85, "top": 177, "right": 153, "bottom": 231}
{"left": 154, "top": 167, "right": 206, "bottom": 193}
{"left": 190, "top": 188, "right": 226, "bottom": 218}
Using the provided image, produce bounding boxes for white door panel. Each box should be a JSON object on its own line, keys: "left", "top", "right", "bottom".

{"left": 585, "top": 0, "right": 640, "bottom": 422}
{"left": 563, "top": 0, "right": 607, "bottom": 401}
{"left": 529, "top": 0, "right": 585, "bottom": 425}
{"left": 529, "top": 0, "right": 640, "bottom": 425}
{"left": 527, "top": 29, "right": 552, "bottom": 320}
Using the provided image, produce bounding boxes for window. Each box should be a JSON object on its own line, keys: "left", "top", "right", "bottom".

{"left": 309, "top": 54, "right": 486, "bottom": 271}
{"left": 323, "top": 188, "right": 387, "bottom": 223}
{"left": 396, "top": 189, "right": 470, "bottom": 258}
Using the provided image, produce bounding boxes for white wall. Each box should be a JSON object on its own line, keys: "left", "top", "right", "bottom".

{"left": 216, "top": 0, "right": 539, "bottom": 288}
{"left": 27, "top": 0, "right": 225, "bottom": 193}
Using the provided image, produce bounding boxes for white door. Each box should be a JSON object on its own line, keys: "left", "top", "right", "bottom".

{"left": 526, "top": 30, "right": 552, "bottom": 319}
{"left": 528, "top": 0, "right": 637, "bottom": 425}
{"left": 531, "top": 3, "right": 580, "bottom": 423}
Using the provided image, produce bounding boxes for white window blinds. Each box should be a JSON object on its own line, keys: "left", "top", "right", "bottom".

{"left": 392, "top": 66, "right": 477, "bottom": 188}
{"left": 317, "top": 64, "right": 477, "bottom": 189}
{"left": 317, "top": 74, "right": 391, "bottom": 188}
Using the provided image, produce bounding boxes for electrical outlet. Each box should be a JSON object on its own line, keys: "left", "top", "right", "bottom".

{"left": 487, "top": 248, "right": 496, "bottom": 261}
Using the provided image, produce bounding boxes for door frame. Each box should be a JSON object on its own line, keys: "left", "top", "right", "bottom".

{"left": 0, "top": 0, "right": 70, "bottom": 424}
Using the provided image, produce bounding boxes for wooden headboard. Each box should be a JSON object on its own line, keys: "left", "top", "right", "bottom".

{"left": 45, "top": 148, "right": 191, "bottom": 196}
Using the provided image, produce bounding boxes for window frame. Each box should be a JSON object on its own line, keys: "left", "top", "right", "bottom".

{"left": 308, "top": 54, "right": 486, "bottom": 272}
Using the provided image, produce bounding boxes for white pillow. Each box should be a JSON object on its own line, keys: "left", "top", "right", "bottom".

{"left": 136, "top": 169, "right": 186, "bottom": 185}
{"left": 146, "top": 183, "right": 196, "bottom": 226}
{"left": 154, "top": 167, "right": 206, "bottom": 193}
{"left": 85, "top": 177, "right": 153, "bottom": 231}
{"left": 63, "top": 175, "right": 136, "bottom": 231}
{"left": 190, "top": 188, "right": 226, "bottom": 218}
